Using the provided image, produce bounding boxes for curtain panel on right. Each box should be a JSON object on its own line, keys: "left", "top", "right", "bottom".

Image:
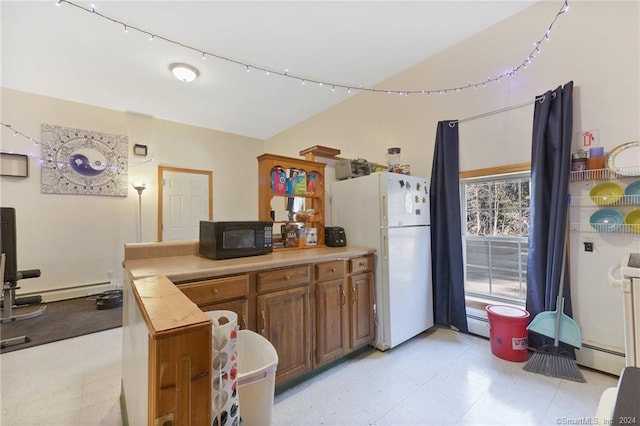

{"left": 526, "top": 81, "right": 576, "bottom": 353}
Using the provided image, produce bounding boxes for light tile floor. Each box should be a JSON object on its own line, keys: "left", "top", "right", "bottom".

{"left": 1, "top": 327, "right": 618, "bottom": 425}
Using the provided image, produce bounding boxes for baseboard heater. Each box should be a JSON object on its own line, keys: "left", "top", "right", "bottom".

{"left": 19, "top": 281, "right": 114, "bottom": 303}
{"left": 576, "top": 343, "right": 625, "bottom": 376}
{"left": 467, "top": 314, "right": 490, "bottom": 339}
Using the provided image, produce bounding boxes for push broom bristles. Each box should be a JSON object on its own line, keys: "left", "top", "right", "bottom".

{"left": 523, "top": 345, "right": 585, "bottom": 383}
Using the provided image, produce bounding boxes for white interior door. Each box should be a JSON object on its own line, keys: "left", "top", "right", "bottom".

{"left": 161, "top": 169, "right": 211, "bottom": 242}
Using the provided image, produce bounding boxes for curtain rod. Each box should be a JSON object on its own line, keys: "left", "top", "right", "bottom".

{"left": 454, "top": 93, "right": 549, "bottom": 125}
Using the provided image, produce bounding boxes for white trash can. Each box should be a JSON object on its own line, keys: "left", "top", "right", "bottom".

{"left": 237, "top": 329, "right": 279, "bottom": 426}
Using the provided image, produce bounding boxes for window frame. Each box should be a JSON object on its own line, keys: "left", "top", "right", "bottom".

{"left": 460, "top": 163, "right": 531, "bottom": 305}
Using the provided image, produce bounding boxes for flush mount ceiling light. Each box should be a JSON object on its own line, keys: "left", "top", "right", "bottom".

{"left": 169, "top": 63, "right": 199, "bottom": 82}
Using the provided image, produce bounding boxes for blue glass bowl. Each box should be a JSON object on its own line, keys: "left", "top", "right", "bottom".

{"left": 590, "top": 209, "right": 624, "bottom": 232}
{"left": 624, "top": 180, "right": 640, "bottom": 205}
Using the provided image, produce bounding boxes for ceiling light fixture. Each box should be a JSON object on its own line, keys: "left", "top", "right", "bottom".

{"left": 169, "top": 63, "right": 199, "bottom": 83}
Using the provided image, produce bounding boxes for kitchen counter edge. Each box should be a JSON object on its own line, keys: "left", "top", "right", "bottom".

{"left": 124, "top": 242, "right": 375, "bottom": 282}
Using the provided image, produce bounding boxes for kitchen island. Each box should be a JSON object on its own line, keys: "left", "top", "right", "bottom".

{"left": 121, "top": 241, "right": 375, "bottom": 425}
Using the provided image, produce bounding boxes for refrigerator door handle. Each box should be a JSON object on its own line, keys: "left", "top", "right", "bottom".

{"left": 383, "top": 234, "right": 388, "bottom": 260}
{"left": 382, "top": 195, "right": 387, "bottom": 222}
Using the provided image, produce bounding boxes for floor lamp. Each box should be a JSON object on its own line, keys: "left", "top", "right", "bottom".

{"left": 132, "top": 182, "right": 147, "bottom": 243}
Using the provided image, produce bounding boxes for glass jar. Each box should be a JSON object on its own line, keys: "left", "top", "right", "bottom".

{"left": 387, "top": 147, "right": 401, "bottom": 172}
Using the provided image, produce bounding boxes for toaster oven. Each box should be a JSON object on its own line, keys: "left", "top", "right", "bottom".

{"left": 335, "top": 159, "right": 372, "bottom": 180}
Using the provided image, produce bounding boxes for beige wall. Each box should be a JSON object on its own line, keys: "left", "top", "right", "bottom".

{"left": 0, "top": 88, "right": 264, "bottom": 297}
{"left": 266, "top": 1, "right": 639, "bottom": 175}
{"left": 265, "top": 0, "right": 639, "bottom": 371}
{"left": 1, "top": 1, "right": 638, "bottom": 367}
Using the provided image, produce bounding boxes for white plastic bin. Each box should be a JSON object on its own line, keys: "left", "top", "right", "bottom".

{"left": 237, "top": 329, "right": 279, "bottom": 426}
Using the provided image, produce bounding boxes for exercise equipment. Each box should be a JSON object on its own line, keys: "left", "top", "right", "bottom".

{"left": 1, "top": 207, "right": 46, "bottom": 349}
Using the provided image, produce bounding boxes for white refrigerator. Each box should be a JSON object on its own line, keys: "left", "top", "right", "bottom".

{"left": 331, "top": 172, "right": 433, "bottom": 350}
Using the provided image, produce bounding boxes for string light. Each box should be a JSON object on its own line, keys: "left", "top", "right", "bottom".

{"left": 54, "top": 0, "right": 569, "bottom": 96}
{"left": 1, "top": 122, "right": 153, "bottom": 167}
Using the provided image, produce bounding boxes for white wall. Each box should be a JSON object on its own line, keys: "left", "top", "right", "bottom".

{"left": 265, "top": 1, "right": 639, "bottom": 372}
{"left": 0, "top": 88, "right": 264, "bottom": 298}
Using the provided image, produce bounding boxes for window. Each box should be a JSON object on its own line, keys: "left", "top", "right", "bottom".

{"left": 461, "top": 172, "right": 530, "bottom": 303}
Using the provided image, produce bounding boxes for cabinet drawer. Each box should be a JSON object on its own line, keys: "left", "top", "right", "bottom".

{"left": 178, "top": 275, "right": 249, "bottom": 306}
{"left": 257, "top": 266, "right": 310, "bottom": 293}
{"left": 315, "top": 260, "right": 347, "bottom": 282}
{"left": 350, "top": 256, "right": 372, "bottom": 274}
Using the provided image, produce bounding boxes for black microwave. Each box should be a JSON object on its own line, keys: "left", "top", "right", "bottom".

{"left": 199, "top": 221, "right": 273, "bottom": 260}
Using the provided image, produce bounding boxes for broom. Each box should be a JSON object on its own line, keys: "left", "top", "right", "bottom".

{"left": 523, "top": 213, "right": 585, "bottom": 383}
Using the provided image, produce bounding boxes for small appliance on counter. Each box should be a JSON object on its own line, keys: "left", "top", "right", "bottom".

{"left": 325, "top": 226, "right": 347, "bottom": 247}
{"left": 335, "top": 158, "right": 372, "bottom": 180}
{"left": 387, "top": 147, "right": 401, "bottom": 172}
{"left": 199, "top": 221, "right": 272, "bottom": 260}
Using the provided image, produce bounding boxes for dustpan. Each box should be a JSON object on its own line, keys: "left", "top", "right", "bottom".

{"left": 528, "top": 202, "right": 583, "bottom": 350}
{"left": 524, "top": 192, "right": 584, "bottom": 382}
{"left": 527, "top": 296, "right": 582, "bottom": 348}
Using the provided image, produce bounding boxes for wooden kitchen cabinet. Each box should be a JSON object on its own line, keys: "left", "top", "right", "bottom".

{"left": 257, "top": 153, "right": 326, "bottom": 248}
{"left": 348, "top": 255, "right": 375, "bottom": 349}
{"left": 122, "top": 276, "right": 212, "bottom": 426}
{"left": 123, "top": 242, "right": 377, "bottom": 423}
{"left": 257, "top": 266, "right": 312, "bottom": 385}
{"left": 349, "top": 269, "right": 374, "bottom": 348}
{"left": 315, "top": 257, "right": 374, "bottom": 367}
{"left": 177, "top": 274, "right": 250, "bottom": 329}
{"left": 315, "top": 260, "right": 349, "bottom": 365}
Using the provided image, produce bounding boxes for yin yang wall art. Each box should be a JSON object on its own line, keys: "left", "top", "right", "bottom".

{"left": 40, "top": 124, "right": 129, "bottom": 197}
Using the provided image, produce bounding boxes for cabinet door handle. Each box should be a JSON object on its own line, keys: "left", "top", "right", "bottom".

{"left": 213, "top": 288, "right": 219, "bottom": 294}
{"left": 261, "top": 310, "right": 266, "bottom": 336}
{"left": 284, "top": 275, "right": 291, "bottom": 281}
{"left": 242, "top": 314, "right": 248, "bottom": 330}
{"left": 352, "top": 286, "right": 357, "bottom": 304}
{"left": 341, "top": 290, "right": 346, "bottom": 307}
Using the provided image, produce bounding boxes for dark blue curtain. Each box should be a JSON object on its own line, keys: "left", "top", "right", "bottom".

{"left": 526, "top": 81, "right": 575, "bottom": 352}
{"left": 430, "top": 120, "right": 468, "bottom": 333}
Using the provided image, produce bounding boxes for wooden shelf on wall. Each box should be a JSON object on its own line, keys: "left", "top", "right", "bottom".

{"left": 257, "top": 153, "right": 327, "bottom": 247}
{"left": 299, "top": 146, "right": 341, "bottom": 161}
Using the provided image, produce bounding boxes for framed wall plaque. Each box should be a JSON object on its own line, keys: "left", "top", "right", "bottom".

{"left": 40, "top": 123, "right": 129, "bottom": 196}
{"left": 0, "top": 152, "right": 29, "bottom": 177}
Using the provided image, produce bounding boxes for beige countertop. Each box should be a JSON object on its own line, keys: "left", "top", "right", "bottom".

{"left": 124, "top": 242, "right": 375, "bottom": 282}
